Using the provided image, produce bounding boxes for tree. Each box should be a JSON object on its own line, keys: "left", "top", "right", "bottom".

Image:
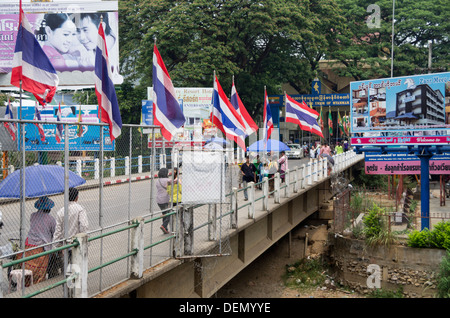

{"left": 118, "top": 0, "right": 348, "bottom": 121}
{"left": 331, "top": 0, "right": 449, "bottom": 80}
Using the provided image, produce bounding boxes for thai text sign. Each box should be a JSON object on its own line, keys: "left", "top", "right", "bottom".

{"left": 365, "top": 153, "right": 450, "bottom": 175}
{"left": 350, "top": 72, "right": 450, "bottom": 144}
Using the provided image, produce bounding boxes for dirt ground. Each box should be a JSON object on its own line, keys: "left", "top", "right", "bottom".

{"left": 215, "top": 221, "right": 364, "bottom": 298}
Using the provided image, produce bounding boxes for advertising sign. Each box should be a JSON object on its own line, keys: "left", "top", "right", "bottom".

{"left": 365, "top": 152, "right": 450, "bottom": 175}
{"left": 0, "top": 1, "right": 122, "bottom": 86}
{"left": 350, "top": 72, "right": 450, "bottom": 146}
{"left": 17, "top": 104, "right": 114, "bottom": 151}
{"left": 147, "top": 87, "right": 213, "bottom": 126}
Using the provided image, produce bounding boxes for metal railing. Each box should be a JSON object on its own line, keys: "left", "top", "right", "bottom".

{"left": 0, "top": 117, "right": 362, "bottom": 298}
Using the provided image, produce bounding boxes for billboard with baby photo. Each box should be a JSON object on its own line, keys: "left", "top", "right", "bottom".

{"left": 0, "top": 0, "right": 122, "bottom": 86}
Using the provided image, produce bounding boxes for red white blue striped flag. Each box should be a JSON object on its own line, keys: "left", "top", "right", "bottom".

{"left": 230, "top": 80, "right": 258, "bottom": 137}
{"left": 3, "top": 99, "right": 17, "bottom": 141}
{"left": 152, "top": 45, "right": 185, "bottom": 141}
{"left": 10, "top": 1, "right": 58, "bottom": 106}
{"left": 34, "top": 105, "right": 46, "bottom": 142}
{"left": 285, "top": 94, "right": 323, "bottom": 138}
{"left": 55, "top": 103, "right": 63, "bottom": 143}
{"left": 95, "top": 21, "right": 122, "bottom": 141}
{"left": 262, "top": 87, "right": 274, "bottom": 148}
{"left": 211, "top": 75, "right": 246, "bottom": 150}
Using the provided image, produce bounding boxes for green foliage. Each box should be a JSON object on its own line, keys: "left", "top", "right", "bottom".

{"left": 119, "top": 0, "right": 349, "bottom": 120}
{"left": 362, "top": 204, "right": 397, "bottom": 247}
{"left": 363, "top": 204, "right": 384, "bottom": 238}
{"left": 368, "top": 287, "right": 404, "bottom": 298}
{"left": 437, "top": 251, "right": 450, "bottom": 298}
{"left": 283, "top": 257, "right": 327, "bottom": 290}
{"left": 407, "top": 221, "right": 450, "bottom": 250}
{"left": 353, "top": 168, "right": 388, "bottom": 190}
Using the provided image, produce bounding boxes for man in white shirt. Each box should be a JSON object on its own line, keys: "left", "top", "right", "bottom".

{"left": 53, "top": 187, "right": 88, "bottom": 248}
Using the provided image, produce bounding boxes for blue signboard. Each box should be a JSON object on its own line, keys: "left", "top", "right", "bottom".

{"left": 141, "top": 100, "right": 153, "bottom": 125}
{"left": 17, "top": 105, "right": 114, "bottom": 151}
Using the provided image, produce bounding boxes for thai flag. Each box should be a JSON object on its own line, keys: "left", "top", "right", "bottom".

{"left": 262, "top": 88, "right": 274, "bottom": 147}
{"left": 95, "top": 21, "right": 122, "bottom": 141}
{"left": 285, "top": 94, "right": 324, "bottom": 138}
{"left": 10, "top": 1, "right": 58, "bottom": 106}
{"left": 3, "top": 99, "right": 17, "bottom": 141}
{"left": 152, "top": 45, "right": 185, "bottom": 141}
{"left": 55, "top": 103, "right": 63, "bottom": 143}
{"left": 211, "top": 75, "right": 246, "bottom": 150}
{"left": 230, "top": 81, "right": 258, "bottom": 136}
{"left": 34, "top": 106, "right": 46, "bottom": 142}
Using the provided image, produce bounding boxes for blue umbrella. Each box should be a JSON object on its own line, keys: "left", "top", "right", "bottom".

{"left": 248, "top": 139, "right": 291, "bottom": 152}
{"left": 0, "top": 165, "right": 86, "bottom": 198}
{"left": 205, "top": 137, "right": 230, "bottom": 146}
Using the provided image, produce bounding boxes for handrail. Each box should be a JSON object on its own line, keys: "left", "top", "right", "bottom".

{"left": 0, "top": 151, "right": 363, "bottom": 298}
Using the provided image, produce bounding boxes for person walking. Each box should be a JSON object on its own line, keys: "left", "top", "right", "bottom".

{"left": 156, "top": 167, "right": 171, "bottom": 234}
{"left": 240, "top": 155, "right": 256, "bottom": 201}
{"left": 278, "top": 151, "right": 288, "bottom": 183}
{"left": 267, "top": 152, "right": 278, "bottom": 196}
{"left": 167, "top": 167, "right": 182, "bottom": 213}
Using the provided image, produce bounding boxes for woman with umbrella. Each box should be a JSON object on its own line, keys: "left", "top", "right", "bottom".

{"left": 17, "top": 196, "right": 56, "bottom": 284}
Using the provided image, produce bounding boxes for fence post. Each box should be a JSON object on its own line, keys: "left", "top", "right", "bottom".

{"left": 110, "top": 158, "right": 115, "bottom": 177}
{"left": 125, "top": 156, "right": 130, "bottom": 175}
{"left": 301, "top": 164, "right": 306, "bottom": 189}
{"left": 318, "top": 158, "right": 322, "bottom": 180}
{"left": 0, "top": 260, "right": 3, "bottom": 298}
{"left": 285, "top": 169, "right": 290, "bottom": 197}
{"left": 174, "top": 205, "right": 183, "bottom": 258}
{"left": 138, "top": 155, "right": 143, "bottom": 174}
{"left": 313, "top": 161, "right": 318, "bottom": 182}
{"left": 130, "top": 217, "right": 144, "bottom": 279}
{"left": 72, "top": 233, "right": 88, "bottom": 298}
{"left": 159, "top": 153, "right": 164, "bottom": 169}
{"left": 184, "top": 206, "right": 194, "bottom": 256}
{"left": 307, "top": 162, "right": 312, "bottom": 185}
{"left": 247, "top": 182, "right": 255, "bottom": 219}
{"left": 94, "top": 158, "right": 99, "bottom": 180}
{"left": 208, "top": 204, "right": 217, "bottom": 241}
{"left": 274, "top": 172, "right": 280, "bottom": 203}
{"left": 231, "top": 187, "right": 238, "bottom": 229}
{"left": 262, "top": 177, "right": 268, "bottom": 210}
{"left": 76, "top": 159, "right": 82, "bottom": 177}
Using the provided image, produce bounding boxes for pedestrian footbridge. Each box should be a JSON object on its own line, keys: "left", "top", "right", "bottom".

{"left": 0, "top": 151, "right": 363, "bottom": 298}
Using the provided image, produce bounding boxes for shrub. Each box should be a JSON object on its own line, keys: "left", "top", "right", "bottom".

{"left": 362, "top": 204, "right": 397, "bottom": 247}
{"left": 407, "top": 221, "right": 450, "bottom": 250}
{"left": 437, "top": 251, "right": 450, "bottom": 298}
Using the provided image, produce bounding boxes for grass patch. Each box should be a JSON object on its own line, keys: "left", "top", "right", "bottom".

{"left": 282, "top": 257, "right": 328, "bottom": 290}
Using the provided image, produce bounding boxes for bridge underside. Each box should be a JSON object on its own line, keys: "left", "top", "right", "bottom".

{"left": 96, "top": 164, "right": 355, "bottom": 298}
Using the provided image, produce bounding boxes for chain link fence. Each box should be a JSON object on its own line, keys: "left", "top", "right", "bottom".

{"left": 0, "top": 117, "right": 239, "bottom": 298}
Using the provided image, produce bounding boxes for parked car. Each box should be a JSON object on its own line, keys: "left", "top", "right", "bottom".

{"left": 286, "top": 144, "right": 303, "bottom": 159}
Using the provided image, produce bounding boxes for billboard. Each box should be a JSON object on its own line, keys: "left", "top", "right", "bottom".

{"left": 147, "top": 87, "right": 213, "bottom": 126}
{"left": 350, "top": 72, "right": 450, "bottom": 145}
{"left": 16, "top": 104, "right": 114, "bottom": 151}
{"left": 0, "top": 0, "right": 122, "bottom": 86}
